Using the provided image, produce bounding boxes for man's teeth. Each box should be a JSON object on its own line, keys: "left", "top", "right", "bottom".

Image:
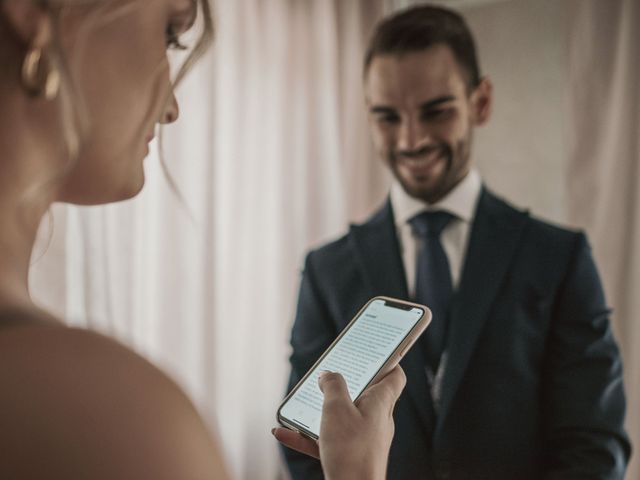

{"left": 407, "top": 157, "right": 427, "bottom": 164}
{"left": 404, "top": 156, "right": 435, "bottom": 166}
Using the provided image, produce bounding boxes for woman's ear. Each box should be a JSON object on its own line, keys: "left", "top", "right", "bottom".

{"left": 3, "top": 1, "right": 59, "bottom": 99}
{"left": 1, "top": 0, "right": 53, "bottom": 49}
{"left": 471, "top": 76, "right": 493, "bottom": 126}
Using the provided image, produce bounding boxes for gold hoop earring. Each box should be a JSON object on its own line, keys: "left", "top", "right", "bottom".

{"left": 21, "top": 48, "right": 60, "bottom": 101}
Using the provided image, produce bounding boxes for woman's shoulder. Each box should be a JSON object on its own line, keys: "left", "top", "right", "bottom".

{"left": 0, "top": 322, "right": 229, "bottom": 479}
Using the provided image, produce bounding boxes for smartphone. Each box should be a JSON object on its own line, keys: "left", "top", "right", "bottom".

{"left": 277, "top": 296, "right": 431, "bottom": 440}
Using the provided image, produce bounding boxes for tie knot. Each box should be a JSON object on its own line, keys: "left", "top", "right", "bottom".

{"left": 409, "top": 211, "right": 454, "bottom": 238}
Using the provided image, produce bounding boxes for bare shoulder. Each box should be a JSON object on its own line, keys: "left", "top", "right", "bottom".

{"left": 0, "top": 324, "right": 229, "bottom": 480}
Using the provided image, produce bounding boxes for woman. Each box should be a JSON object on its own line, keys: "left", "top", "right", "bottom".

{"left": 0, "top": 0, "right": 405, "bottom": 478}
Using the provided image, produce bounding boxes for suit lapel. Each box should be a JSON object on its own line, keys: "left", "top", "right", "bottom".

{"left": 350, "top": 200, "right": 435, "bottom": 434}
{"left": 435, "top": 189, "right": 529, "bottom": 436}
{"left": 349, "top": 200, "right": 408, "bottom": 300}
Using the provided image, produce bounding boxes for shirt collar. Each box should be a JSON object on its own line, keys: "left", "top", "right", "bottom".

{"left": 390, "top": 169, "right": 482, "bottom": 227}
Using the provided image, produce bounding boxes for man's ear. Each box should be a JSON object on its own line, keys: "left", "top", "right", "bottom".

{"left": 1, "top": 0, "right": 53, "bottom": 50}
{"left": 471, "top": 76, "right": 493, "bottom": 126}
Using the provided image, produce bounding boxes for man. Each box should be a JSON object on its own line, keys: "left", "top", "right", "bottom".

{"left": 283, "top": 5, "right": 630, "bottom": 480}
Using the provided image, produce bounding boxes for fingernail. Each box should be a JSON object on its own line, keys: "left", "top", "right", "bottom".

{"left": 319, "top": 370, "right": 331, "bottom": 378}
{"left": 271, "top": 428, "right": 276, "bottom": 436}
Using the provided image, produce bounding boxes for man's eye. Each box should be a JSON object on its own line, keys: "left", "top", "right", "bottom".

{"left": 422, "top": 109, "right": 452, "bottom": 121}
{"left": 377, "top": 114, "right": 400, "bottom": 124}
{"left": 166, "top": 24, "right": 188, "bottom": 51}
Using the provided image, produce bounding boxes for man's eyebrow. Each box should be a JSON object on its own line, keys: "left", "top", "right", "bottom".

{"left": 369, "top": 95, "right": 457, "bottom": 114}
{"left": 420, "top": 95, "right": 456, "bottom": 110}
{"left": 370, "top": 106, "right": 398, "bottom": 115}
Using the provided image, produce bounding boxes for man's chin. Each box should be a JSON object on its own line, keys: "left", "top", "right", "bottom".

{"left": 398, "top": 179, "right": 439, "bottom": 202}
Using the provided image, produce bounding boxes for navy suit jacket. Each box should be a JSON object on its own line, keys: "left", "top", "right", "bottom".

{"left": 283, "top": 189, "right": 630, "bottom": 479}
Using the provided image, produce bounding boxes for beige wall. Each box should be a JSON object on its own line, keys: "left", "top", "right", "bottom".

{"left": 462, "top": 0, "right": 569, "bottom": 224}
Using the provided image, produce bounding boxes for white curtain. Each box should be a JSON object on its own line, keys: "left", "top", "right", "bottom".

{"left": 28, "top": 0, "right": 639, "bottom": 478}
{"left": 567, "top": 0, "right": 640, "bottom": 477}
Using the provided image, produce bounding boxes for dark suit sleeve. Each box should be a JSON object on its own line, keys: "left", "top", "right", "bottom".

{"left": 542, "top": 233, "right": 631, "bottom": 479}
{"left": 281, "top": 253, "right": 338, "bottom": 480}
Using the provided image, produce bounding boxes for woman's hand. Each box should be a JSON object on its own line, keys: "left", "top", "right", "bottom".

{"left": 273, "top": 366, "right": 406, "bottom": 480}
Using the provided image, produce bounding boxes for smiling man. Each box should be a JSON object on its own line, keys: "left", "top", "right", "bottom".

{"left": 282, "top": 5, "right": 630, "bottom": 479}
{"left": 366, "top": 43, "right": 487, "bottom": 205}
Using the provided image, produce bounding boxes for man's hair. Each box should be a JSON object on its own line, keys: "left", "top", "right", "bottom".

{"left": 364, "top": 4, "right": 481, "bottom": 89}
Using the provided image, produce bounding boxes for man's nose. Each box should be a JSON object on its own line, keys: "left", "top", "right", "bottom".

{"left": 397, "top": 118, "right": 422, "bottom": 152}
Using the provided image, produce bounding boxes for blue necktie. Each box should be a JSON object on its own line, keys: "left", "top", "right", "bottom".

{"left": 409, "top": 211, "right": 454, "bottom": 374}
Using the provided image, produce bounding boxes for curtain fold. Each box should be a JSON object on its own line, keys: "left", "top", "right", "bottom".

{"left": 567, "top": 0, "right": 640, "bottom": 477}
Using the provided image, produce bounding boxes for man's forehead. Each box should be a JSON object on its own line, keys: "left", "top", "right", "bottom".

{"left": 365, "top": 46, "right": 469, "bottom": 102}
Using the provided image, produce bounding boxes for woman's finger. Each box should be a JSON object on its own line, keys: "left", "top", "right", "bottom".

{"left": 272, "top": 427, "right": 319, "bottom": 459}
{"left": 358, "top": 365, "right": 406, "bottom": 416}
{"left": 318, "top": 371, "right": 355, "bottom": 417}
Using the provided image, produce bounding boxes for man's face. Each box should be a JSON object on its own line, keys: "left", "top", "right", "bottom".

{"left": 365, "top": 45, "right": 491, "bottom": 203}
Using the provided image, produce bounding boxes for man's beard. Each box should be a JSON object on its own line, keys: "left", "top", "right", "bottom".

{"left": 390, "top": 136, "right": 470, "bottom": 204}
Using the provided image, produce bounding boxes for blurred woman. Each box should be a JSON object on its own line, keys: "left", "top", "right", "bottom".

{"left": 0, "top": 1, "right": 405, "bottom": 478}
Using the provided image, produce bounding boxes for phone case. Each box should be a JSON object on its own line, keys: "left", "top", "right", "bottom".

{"left": 277, "top": 295, "right": 431, "bottom": 440}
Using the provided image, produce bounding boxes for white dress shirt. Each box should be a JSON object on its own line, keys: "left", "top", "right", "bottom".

{"left": 390, "top": 169, "right": 482, "bottom": 297}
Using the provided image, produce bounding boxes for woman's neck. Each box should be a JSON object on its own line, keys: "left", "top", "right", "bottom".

{"left": 0, "top": 200, "right": 49, "bottom": 309}
{"left": 0, "top": 100, "right": 59, "bottom": 311}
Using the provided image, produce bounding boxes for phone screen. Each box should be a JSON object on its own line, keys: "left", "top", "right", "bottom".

{"left": 279, "top": 298, "right": 425, "bottom": 438}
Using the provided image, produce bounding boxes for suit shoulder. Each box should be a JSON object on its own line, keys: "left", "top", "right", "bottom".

{"left": 488, "top": 190, "right": 585, "bottom": 248}
{"left": 0, "top": 326, "right": 228, "bottom": 479}
{"left": 303, "top": 233, "right": 359, "bottom": 287}
{"left": 526, "top": 214, "right": 585, "bottom": 246}
{"left": 307, "top": 231, "right": 351, "bottom": 262}
{"left": 305, "top": 203, "right": 390, "bottom": 267}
